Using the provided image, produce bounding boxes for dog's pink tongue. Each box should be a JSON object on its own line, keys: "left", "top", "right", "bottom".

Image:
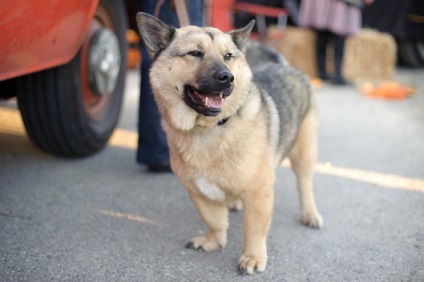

{"left": 205, "top": 94, "right": 224, "bottom": 109}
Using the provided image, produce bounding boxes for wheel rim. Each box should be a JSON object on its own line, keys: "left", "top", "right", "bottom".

{"left": 80, "top": 4, "right": 121, "bottom": 121}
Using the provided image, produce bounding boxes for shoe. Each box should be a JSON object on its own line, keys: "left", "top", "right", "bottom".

{"left": 148, "top": 164, "right": 172, "bottom": 173}
{"left": 331, "top": 76, "right": 349, "bottom": 85}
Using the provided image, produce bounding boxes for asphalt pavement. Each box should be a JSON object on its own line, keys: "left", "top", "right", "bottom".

{"left": 1, "top": 67, "right": 423, "bottom": 281}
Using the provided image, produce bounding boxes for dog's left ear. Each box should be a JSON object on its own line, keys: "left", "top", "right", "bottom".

{"left": 136, "top": 12, "right": 176, "bottom": 59}
{"left": 228, "top": 20, "right": 255, "bottom": 53}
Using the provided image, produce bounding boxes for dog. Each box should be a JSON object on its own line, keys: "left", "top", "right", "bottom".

{"left": 136, "top": 13, "right": 323, "bottom": 275}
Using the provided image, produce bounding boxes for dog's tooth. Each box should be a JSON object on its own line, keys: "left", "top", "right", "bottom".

{"left": 205, "top": 97, "right": 209, "bottom": 107}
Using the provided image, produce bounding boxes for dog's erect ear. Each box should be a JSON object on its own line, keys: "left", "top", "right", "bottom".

{"left": 227, "top": 20, "right": 255, "bottom": 53}
{"left": 136, "top": 12, "right": 176, "bottom": 59}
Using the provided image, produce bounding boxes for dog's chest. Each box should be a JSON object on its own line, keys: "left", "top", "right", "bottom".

{"left": 196, "top": 177, "right": 225, "bottom": 202}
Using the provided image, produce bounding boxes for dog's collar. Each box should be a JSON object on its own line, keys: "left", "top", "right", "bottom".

{"left": 217, "top": 117, "right": 229, "bottom": 126}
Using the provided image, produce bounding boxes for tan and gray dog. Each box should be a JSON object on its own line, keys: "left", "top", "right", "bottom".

{"left": 136, "top": 13, "right": 323, "bottom": 275}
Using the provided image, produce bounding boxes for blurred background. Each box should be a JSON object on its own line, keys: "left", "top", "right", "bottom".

{"left": 1, "top": 0, "right": 423, "bottom": 157}
{"left": 0, "top": 1, "right": 423, "bottom": 280}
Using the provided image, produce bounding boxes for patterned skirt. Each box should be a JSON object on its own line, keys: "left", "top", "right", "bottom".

{"left": 299, "top": 0, "right": 362, "bottom": 36}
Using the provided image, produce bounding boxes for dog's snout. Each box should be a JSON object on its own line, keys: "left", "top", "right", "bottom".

{"left": 216, "top": 71, "right": 234, "bottom": 87}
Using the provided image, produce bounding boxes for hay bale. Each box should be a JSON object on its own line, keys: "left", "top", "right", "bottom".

{"left": 266, "top": 27, "right": 396, "bottom": 82}
{"left": 267, "top": 26, "right": 317, "bottom": 78}
{"left": 344, "top": 28, "right": 396, "bottom": 82}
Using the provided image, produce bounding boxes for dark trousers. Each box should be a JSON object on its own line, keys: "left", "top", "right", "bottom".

{"left": 316, "top": 30, "right": 346, "bottom": 80}
{"left": 137, "top": 0, "right": 203, "bottom": 166}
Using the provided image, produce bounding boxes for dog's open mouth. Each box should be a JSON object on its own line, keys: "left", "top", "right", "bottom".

{"left": 188, "top": 88, "right": 224, "bottom": 109}
{"left": 184, "top": 86, "right": 225, "bottom": 116}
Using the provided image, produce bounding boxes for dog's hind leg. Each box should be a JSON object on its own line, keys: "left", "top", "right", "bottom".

{"left": 185, "top": 193, "right": 229, "bottom": 251}
{"left": 289, "top": 107, "right": 323, "bottom": 228}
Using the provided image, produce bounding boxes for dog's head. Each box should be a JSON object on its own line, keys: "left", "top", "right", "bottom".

{"left": 136, "top": 12, "right": 254, "bottom": 131}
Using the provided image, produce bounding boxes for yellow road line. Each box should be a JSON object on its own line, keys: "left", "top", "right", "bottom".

{"left": 0, "top": 107, "right": 25, "bottom": 136}
{"left": 94, "top": 209, "right": 159, "bottom": 225}
{"left": 0, "top": 106, "right": 139, "bottom": 148}
{"left": 314, "top": 162, "right": 424, "bottom": 192}
{"left": 282, "top": 161, "right": 424, "bottom": 192}
{"left": 109, "top": 128, "right": 138, "bottom": 149}
{"left": 109, "top": 128, "right": 424, "bottom": 193}
{"left": 2, "top": 107, "right": 423, "bottom": 193}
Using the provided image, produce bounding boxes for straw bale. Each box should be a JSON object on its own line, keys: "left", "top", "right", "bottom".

{"left": 266, "top": 27, "right": 396, "bottom": 82}
{"left": 267, "top": 27, "right": 317, "bottom": 77}
{"left": 344, "top": 28, "right": 396, "bottom": 82}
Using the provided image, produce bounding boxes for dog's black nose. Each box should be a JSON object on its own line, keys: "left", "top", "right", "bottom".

{"left": 216, "top": 71, "right": 234, "bottom": 87}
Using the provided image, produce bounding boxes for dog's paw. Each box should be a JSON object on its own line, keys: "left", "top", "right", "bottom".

{"left": 301, "top": 211, "right": 324, "bottom": 228}
{"left": 185, "top": 236, "right": 225, "bottom": 252}
{"left": 238, "top": 254, "right": 267, "bottom": 275}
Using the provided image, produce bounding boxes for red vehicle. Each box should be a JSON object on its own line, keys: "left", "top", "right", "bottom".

{"left": 0, "top": 0, "right": 130, "bottom": 157}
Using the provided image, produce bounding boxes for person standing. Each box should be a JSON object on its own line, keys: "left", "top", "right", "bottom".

{"left": 299, "top": 0, "right": 373, "bottom": 85}
{"left": 137, "top": 0, "right": 203, "bottom": 172}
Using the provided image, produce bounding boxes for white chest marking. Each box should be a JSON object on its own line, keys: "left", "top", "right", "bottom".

{"left": 196, "top": 177, "right": 225, "bottom": 201}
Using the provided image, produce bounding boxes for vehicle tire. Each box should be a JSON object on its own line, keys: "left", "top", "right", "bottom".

{"left": 398, "top": 39, "right": 424, "bottom": 67}
{"left": 16, "top": 0, "right": 128, "bottom": 157}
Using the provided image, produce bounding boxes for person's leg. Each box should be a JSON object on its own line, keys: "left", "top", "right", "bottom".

{"left": 137, "top": 44, "right": 170, "bottom": 170}
{"left": 332, "top": 34, "right": 348, "bottom": 85}
{"left": 186, "top": 0, "right": 203, "bottom": 26}
{"left": 316, "top": 30, "right": 330, "bottom": 81}
{"left": 137, "top": 0, "right": 203, "bottom": 171}
{"left": 137, "top": 0, "right": 175, "bottom": 171}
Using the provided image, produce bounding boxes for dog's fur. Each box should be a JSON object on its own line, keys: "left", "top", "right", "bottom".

{"left": 137, "top": 13, "right": 323, "bottom": 275}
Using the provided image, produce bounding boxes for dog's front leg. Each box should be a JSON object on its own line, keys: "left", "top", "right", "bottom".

{"left": 186, "top": 192, "right": 229, "bottom": 251}
{"left": 238, "top": 185, "right": 274, "bottom": 275}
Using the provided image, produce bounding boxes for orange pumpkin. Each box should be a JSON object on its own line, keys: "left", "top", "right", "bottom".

{"left": 360, "top": 81, "right": 414, "bottom": 100}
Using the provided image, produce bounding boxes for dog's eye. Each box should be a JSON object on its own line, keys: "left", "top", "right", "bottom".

{"left": 224, "top": 53, "right": 233, "bottom": 60}
{"left": 187, "top": 51, "right": 203, "bottom": 58}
